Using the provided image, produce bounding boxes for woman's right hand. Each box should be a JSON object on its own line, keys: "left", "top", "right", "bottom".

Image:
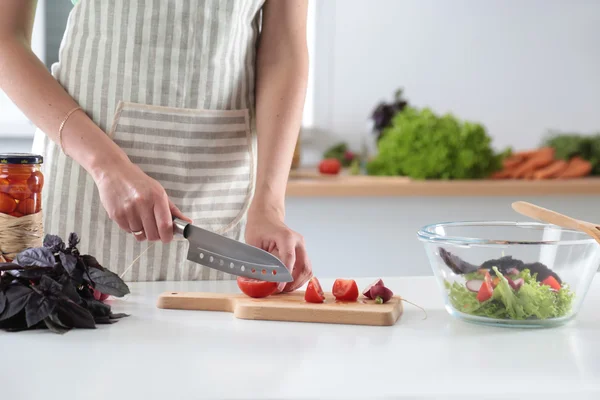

{"left": 93, "top": 159, "right": 192, "bottom": 243}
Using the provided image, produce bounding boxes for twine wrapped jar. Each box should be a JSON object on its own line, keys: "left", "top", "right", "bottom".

{"left": 0, "top": 153, "right": 44, "bottom": 262}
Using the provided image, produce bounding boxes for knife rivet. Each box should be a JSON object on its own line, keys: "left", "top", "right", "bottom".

{"left": 230, "top": 262, "right": 234, "bottom": 268}
{"left": 200, "top": 253, "right": 204, "bottom": 259}
{"left": 209, "top": 256, "right": 214, "bottom": 262}
{"left": 241, "top": 265, "right": 245, "bottom": 271}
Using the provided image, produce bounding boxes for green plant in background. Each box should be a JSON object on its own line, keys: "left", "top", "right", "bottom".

{"left": 543, "top": 131, "right": 600, "bottom": 175}
{"left": 323, "top": 142, "right": 356, "bottom": 167}
{"left": 366, "top": 107, "right": 508, "bottom": 180}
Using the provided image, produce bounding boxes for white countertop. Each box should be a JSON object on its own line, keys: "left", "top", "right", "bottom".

{"left": 2, "top": 275, "right": 600, "bottom": 400}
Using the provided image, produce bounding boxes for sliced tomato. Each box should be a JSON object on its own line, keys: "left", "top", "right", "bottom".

{"left": 542, "top": 276, "right": 561, "bottom": 291}
{"left": 476, "top": 271, "right": 494, "bottom": 302}
{"left": 304, "top": 277, "right": 325, "bottom": 303}
{"left": 237, "top": 276, "right": 278, "bottom": 298}
{"left": 332, "top": 278, "right": 359, "bottom": 301}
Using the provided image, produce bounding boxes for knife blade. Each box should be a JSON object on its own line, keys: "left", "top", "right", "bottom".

{"left": 173, "top": 218, "right": 293, "bottom": 283}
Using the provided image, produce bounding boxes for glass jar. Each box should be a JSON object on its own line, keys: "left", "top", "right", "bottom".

{"left": 0, "top": 153, "right": 44, "bottom": 217}
{"left": 0, "top": 153, "right": 44, "bottom": 262}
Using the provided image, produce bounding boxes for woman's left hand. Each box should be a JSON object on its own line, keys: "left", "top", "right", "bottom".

{"left": 245, "top": 204, "right": 312, "bottom": 293}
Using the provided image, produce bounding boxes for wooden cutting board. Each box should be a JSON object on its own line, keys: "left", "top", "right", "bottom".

{"left": 157, "top": 291, "right": 403, "bottom": 326}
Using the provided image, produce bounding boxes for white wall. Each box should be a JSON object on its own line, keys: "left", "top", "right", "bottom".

{"left": 311, "top": 0, "right": 600, "bottom": 153}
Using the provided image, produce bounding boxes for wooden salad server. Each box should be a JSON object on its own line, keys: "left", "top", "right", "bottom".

{"left": 511, "top": 201, "right": 600, "bottom": 244}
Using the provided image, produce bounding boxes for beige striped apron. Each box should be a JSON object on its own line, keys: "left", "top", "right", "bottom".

{"left": 31, "top": 0, "right": 265, "bottom": 281}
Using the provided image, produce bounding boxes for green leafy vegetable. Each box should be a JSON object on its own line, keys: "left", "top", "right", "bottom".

{"left": 543, "top": 131, "right": 600, "bottom": 175}
{"left": 366, "top": 107, "right": 507, "bottom": 179}
{"left": 445, "top": 267, "right": 575, "bottom": 320}
{"left": 323, "top": 142, "right": 356, "bottom": 167}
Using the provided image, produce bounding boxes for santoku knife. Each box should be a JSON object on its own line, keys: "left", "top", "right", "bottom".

{"left": 173, "top": 218, "right": 292, "bottom": 283}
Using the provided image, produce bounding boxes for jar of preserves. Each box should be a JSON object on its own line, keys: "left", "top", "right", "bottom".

{"left": 0, "top": 153, "right": 44, "bottom": 262}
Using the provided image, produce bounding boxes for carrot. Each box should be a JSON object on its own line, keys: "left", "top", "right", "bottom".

{"left": 502, "top": 155, "right": 525, "bottom": 169}
{"left": 533, "top": 160, "right": 569, "bottom": 179}
{"left": 509, "top": 148, "right": 555, "bottom": 179}
{"left": 557, "top": 156, "right": 592, "bottom": 179}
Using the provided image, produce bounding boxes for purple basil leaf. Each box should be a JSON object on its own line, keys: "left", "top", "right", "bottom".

{"left": 68, "top": 232, "right": 80, "bottom": 248}
{"left": 86, "top": 267, "right": 130, "bottom": 297}
{"left": 81, "top": 254, "right": 104, "bottom": 270}
{"left": 0, "top": 309, "right": 28, "bottom": 331}
{"left": 56, "top": 299, "right": 96, "bottom": 329}
{"left": 43, "top": 234, "right": 65, "bottom": 252}
{"left": 0, "top": 285, "right": 33, "bottom": 322}
{"left": 59, "top": 253, "right": 77, "bottom": 275}
{"left": 0, "top": 291, "right": 6, "bottom": 315}
{"left": 25, "top": 292, "right": 57, "bottom": 328}
{"left": 16, "top": 247, "right": 55, "bottom": 268}
{"left": 39, "top": 275, "right": 63, "bottom": 297}
{"left": 82, "top": 297, "right": 111, "bottom": 317}
{"left": 58, "top": 275, "right": 81, "bottom": 304}
{"left": 0, "top": 263, "right": 24, "bottom": 272}
{"left": 94, "top": 315, "right": 117, "bottom": 324}
{"left": 11, "top": 266, "right": 54, "bottom": 280}
{"left": 109, "top": 313, "right": 129, "bottom": 319}
{"left": 44, "top": 314, "right": 70, "bottom": 334}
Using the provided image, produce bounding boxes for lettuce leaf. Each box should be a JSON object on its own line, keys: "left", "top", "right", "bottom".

{"left": 446, "top": 267, "right": 575, "bottom": 320}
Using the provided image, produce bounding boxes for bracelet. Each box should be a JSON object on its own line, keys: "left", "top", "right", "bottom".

{"left": 58, "top": 106, "right": 83, "bottom": 156}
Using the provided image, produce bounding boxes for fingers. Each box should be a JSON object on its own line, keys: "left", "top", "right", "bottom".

{"left": 283, "top": 241, "right": 312, "bottom": 293}
{"left": 169, "top": 199, "right": 193, "bottom": 224}
{"left": 154, "top": 195, "right": 174, "bottom": 243}
{"left": 277, "top": 233, "right": 297, "bottom": 273}
{"left": 125, "top": 212, "right": 146, "bottom": 242}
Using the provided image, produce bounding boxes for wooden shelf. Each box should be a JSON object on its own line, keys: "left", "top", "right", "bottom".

{"left": 286, "top": 170, "right": 600, "bottom": 197}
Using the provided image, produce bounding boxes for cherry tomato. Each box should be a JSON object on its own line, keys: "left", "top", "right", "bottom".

{"left": 92, "top": 287, "right": 110, "bottom": 302}
{"left": 9, "top": 212, "right": 23, "bottom": 218}
{"left": 332, "top": 278, "right": 359, "bottom": 301}
{"left": 476, "top": 271, "right": 494, "bottom": 302}
{"left": 3, "top": 165, "right": 33, "bottom": 181}
{"left": 0, "top": 192, "right": 17, "bottom": 214}
{"left": 236, "top": 276, "right": 279, "bottom": 298}
{"left": 27, "top": 171, "right": 44, "bottom": 193}
{"left": 17, "top": 198, "right": 37, "bottom": 215}
{"left": 318, "top": 158, "right": 342, "bottom": 175}
{"left": 7, "top": 180, "right": 32, "bottom": 201}
{"left": 304, "top": 276, "right": 325, "bottom": 303}
{"left": 0, "top": 178, "right": 9, "bottom": 194}
{"left": 542, "top": 276, "right": 561, "bottom": 291}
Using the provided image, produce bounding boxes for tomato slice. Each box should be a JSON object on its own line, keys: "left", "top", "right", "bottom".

{"left": 476, "top": 271, "right": 494, "bottom": 302}
{"left": 332, "top": 278, "right": 359, "bottom": 301}
{"left": 237, "top": 276, "right": 278, "bottom": 298}
{"left": 304, "top": 277, "right": 325, "bottom": 303}
{"left": 542, "top": 276, "right": 561, "bottom": 291}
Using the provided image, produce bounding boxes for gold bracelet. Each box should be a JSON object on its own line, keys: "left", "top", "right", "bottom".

{"left": 58, "top": 106, "right": 83, "bottom": 156}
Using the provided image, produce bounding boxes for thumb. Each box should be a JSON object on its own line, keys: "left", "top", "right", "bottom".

{"left": 169, "top": 199, "right": 193, "bottom": 224}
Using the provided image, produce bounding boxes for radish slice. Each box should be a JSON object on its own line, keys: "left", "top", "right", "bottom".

{"left": 371, "top": 285, "right": 394, "bottom": 303}
{"left": 507, "top": 277, "right": 524, "bottom": 291}
{"left": 466, "top": 280, "right": 484, "bottom": 293}
{"left": 362, "top": 279, "right": 385, "bottom": 299}
{"left": 506, "top": 268, "right": 520, "bottom": 276}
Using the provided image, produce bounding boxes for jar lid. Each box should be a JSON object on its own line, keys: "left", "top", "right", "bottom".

{"left": 0, "top": 153, "right": 44, "bottom": 164}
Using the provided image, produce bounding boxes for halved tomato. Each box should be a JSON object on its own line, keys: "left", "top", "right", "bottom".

{"left": 237, "top": 276, "right": 278, "bottom": 298}
{"left": 542, "top": 276, "right": 561, "bottom": 291}
{"left": 332, "top": 278, "right": 359, "bottom": 301}
{"left": 304, "top": 277, "right": 325, "bottom": 303}
{"left": 476, "top": 271, "right": 494, "bottom": 302}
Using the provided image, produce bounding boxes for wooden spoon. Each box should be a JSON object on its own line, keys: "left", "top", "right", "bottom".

{"left": 511, "top": 201, "right": 600, "bottom": 244}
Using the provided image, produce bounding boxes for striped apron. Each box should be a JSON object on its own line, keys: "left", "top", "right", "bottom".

{"left": 31, "top": 0, "right": 265, "bottom": 281}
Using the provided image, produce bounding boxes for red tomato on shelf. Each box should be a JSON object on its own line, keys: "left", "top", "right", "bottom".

{"left": 27, "top": 171, "right": 44, "bottom": 193}
{"left": 304, "top": 277, "right": 325, "bottom": 303}
{"left": 332, "top": 278, "right": 359, "bottom": 301}
{"left": 318, "top": 159, "right": 341, "bottom": 175}
{"left": 237, "top": 276, "right": 279, "bottom": 298}
{"left": 0, "top": 192, "right": 17, "bottom": 214}
{"left": 7, "top": 180, "right": 32, "bottom": 201}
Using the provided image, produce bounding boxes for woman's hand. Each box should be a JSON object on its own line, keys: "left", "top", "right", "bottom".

{"left": 94, "top": 159, "right": 191, "bottom": 243}
{"left": 245, "top": 203, "right": 312, "bottom": 293}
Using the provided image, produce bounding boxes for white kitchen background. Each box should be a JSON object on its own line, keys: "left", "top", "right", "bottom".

{"left": 2, "top": 0, "right": 600, "bottom": 278}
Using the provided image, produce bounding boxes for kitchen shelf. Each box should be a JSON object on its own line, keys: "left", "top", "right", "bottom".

{"left": 286, "top": 169, "right": 600, "bottom": 197}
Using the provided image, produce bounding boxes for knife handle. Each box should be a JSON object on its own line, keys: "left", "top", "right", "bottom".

{"left": 173, "top": 218, "right": 189, "bottom": 238}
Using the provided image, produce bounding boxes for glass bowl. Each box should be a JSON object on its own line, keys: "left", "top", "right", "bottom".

{"left": 417, "top": 221, "right": 600, "bottom": 328}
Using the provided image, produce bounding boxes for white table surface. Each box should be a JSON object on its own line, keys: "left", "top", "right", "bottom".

{"left": 2, "top": 275, "right": 600, "bottom": 400}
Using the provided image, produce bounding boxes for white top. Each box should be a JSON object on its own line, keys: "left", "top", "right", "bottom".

{"left": 2, "top": 276, "right": 599, "bottom": 400}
